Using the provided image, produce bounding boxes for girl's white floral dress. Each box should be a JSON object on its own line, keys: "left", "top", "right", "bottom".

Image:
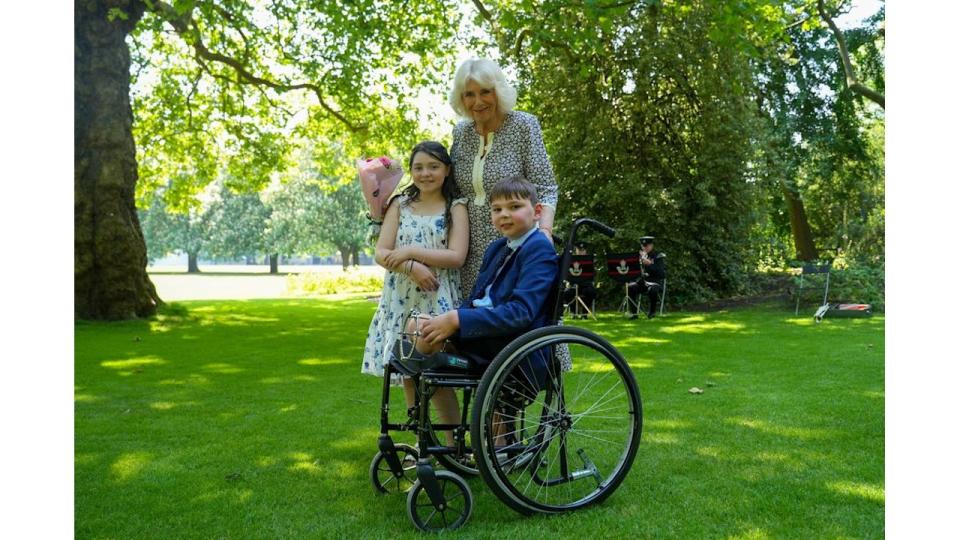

{"left": 361, "top": 196, "right": 467, "bottom": 379}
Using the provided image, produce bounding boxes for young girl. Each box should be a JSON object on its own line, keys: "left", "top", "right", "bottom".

{"left": 361, "top": 141, "right": 468, "bottom": 432}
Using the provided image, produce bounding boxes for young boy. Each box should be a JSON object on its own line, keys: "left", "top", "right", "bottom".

{"left": 410, "top": 176, "right": 558, "bottom": 366}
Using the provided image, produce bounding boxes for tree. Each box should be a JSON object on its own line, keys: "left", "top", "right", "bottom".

{"left": 204, "top": 182, "right": 271, "bottom": 262}
{"left": 472, "top": 0, "right": 766, "bottom": 303}
{"left": 76, "top": 0, "right": 460, "bottom": 319}
{"left": 264, "top": 144, "right": 371, "bottom": 270}
{"left": 139, "top": 183, "right": 210, "bottom": 273}
{"left": 817, "top": 0, "right": 884, "bottom": 109}
{"left": 751, "top": 1, "right": 884, "bottom": 262}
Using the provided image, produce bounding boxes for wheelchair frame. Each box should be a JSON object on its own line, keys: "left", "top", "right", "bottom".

{"left": 369, "top": 218, "right": 644, "bottom": 531}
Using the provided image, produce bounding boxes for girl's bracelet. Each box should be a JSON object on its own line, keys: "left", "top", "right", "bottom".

{"left": 406, "top": 260, "right": 414, "bottom": 274}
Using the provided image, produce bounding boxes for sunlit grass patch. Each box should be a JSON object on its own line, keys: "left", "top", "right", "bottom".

{"left": 827, "top": 480, "right": 885, "bottom": 503}
{"left": 100, "top": 357, "right": 165, "bottom": 370}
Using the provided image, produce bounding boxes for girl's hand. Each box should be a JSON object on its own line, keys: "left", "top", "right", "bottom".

{"left": 384, "top": 247, "right": 413, "bottom": 268}
{"left": 410, "top": 262, "right": 440, "bottom": 292}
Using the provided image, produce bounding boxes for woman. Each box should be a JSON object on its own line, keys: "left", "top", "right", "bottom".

{"left": 449, "top": 58, "right": 559, "bottom": 297}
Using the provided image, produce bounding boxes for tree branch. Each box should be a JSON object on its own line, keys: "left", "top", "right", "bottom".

{"left": 785, "top": 13, "right": 812, "bottom": 30}
{"left": 471, "top": 0, "right": 494, "bottom": 22}
{"left": 816, "top": 0, "right": 884, "bottom": 108}
{"left": 149, "top": 0, "right": 366, "bottom": 131}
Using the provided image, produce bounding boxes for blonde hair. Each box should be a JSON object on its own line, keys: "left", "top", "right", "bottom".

{"left": 448, "top": 58, "right": 517, "bottom": 119}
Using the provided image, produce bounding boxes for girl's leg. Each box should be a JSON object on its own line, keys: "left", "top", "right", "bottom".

{"left": 431, "top": 387, "right": 460, "bottom": 447}
{"left": 404, "top": 315, "right": 460, "bottom": 446}
{"left": 402, "top": 377, "right": 416, "bottom": 409}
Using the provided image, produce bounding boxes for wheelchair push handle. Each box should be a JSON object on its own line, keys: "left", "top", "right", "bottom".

{"left": 576, "top": 218, "right": 616, "bottom": 239}
{"left": 563, "top": 218, "right": 615, "bottom": 252}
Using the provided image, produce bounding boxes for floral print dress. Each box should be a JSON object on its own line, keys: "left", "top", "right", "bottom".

{"left": 450, "top": 110, "right": 558, "bottom": 299}
{"left": 361, "top": 196, "right": 467, "bottom": 379}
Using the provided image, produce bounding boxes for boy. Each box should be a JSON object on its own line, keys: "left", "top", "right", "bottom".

{"left": 409, "top": 176, "right": 558, "bottom": 366}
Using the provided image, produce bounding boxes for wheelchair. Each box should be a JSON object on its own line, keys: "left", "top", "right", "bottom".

{"left": 369, "top": 218, "right": 643, "bottom": 532}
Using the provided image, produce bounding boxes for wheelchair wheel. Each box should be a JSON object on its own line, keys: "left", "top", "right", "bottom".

{"left": 406, "top": 470, "right": 473, "bottom": 531}
{"left": 472, "top": 325, "right": 642, "bottom": 515}
{"left": 426, "top": 387, "right": 479, "bottom": 477}
{"left": 369, "top": 443, "right": 418, "bottom": 494}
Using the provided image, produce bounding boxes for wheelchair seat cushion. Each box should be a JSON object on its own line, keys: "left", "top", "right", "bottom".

{"left": 389, "top": 339, "right": 482, "bottom": 376}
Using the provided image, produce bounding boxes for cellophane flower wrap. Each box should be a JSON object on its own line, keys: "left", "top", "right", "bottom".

{"left": 357, "top": 156, "right": 404, "bottom": 223}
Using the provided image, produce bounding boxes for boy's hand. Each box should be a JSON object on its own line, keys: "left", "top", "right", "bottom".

{"left": 420, "top": 311, "right": 459, "bottom": 345}
{"left": 384, "top": 247, "right": 413, "bottom": 268}
{"left": 410, "top": 262, "right": 439, "bottom": 291}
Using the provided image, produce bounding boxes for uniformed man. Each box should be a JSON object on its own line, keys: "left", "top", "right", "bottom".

{"left": 627, "top": 236, "right": 666, "bottom": 319}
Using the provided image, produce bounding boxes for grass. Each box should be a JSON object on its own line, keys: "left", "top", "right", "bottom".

{"left": 75, "top": 297, "right": 884, "bottom": 538}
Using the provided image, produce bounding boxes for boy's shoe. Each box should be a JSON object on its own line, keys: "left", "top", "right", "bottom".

{"left": 628, "top": 313, "right": 638, "bottom": 320}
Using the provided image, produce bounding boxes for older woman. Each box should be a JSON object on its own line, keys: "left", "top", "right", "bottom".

{"left": 449, "top": 58, "right": 559, "bottom": 297}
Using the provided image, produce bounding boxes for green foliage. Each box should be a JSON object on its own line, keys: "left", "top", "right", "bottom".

{"left": 490, "top": 1, "right": 767, "bottom": 304}
{"left": 473, "top": 0, "right": 884, "bottom": 303}
{"left": 286, "top": 268, "right": 384, "bottom": 296}
{"left": 792, "top": 262, "right": 885, "bottom": 311}
{"left": 131, "top": 0, "right": 463, "bottom": 207}
{"left": 750, "top": 1, "right": 885, "bottom": 264}
{"left": 126, "top": 0, "right": 884, "bottom": 304}
{"left": 204, "top": 182, "right": 271, "bottom": 259}
{"left": 264, "top": 143, "right": 371, "bottom": 262}
{"left": 138, "top": 185, "right": 210, "bottom": 263}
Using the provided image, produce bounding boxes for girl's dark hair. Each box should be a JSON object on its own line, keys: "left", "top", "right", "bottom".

{"left": 396, "top": 141, "right": 461, "bottom": 233}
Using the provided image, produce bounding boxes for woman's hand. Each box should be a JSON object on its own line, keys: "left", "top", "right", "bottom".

{"left": 540, "top": 227, "right": 554, "bottom": 245}
{"left": 410, "top": 262, "right": 440, "bottom": 292}
{"left": 384, "top": 246, "right": 414, "bottom": 268}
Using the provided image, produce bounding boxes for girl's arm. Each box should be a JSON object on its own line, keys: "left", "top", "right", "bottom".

{"left": 374, "top": 202, "right": 402, "bottom": 271}
{"left": 383, "top": 204, "right": 469, "bottom": 269}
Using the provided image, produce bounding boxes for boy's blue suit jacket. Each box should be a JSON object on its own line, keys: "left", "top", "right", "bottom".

{"left": 457, "top": 231, "right": 559, "bottom": 339}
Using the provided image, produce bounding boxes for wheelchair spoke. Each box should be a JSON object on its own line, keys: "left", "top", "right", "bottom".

{"left": 571, "top": 379, "right": 627, "bottom": 418}
{"left": 567, "top": 429, "right": 623, "bottom": 445}
{"left": 569, "top": 369, "right": 606, "bottom": 408}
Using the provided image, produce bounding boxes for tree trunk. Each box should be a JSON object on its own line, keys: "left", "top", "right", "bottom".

{"left": 350, "top": 246, "right": 360, "bottom": 267}
{"left": 269, "top": 253, "right": 279, "bottom": 274}
{"left": 339, "top": 246, "right": 350, "bottom": 270}
{"left": 75, "top": 1, "right": 159, "bottom": 320}
{"left": 781, "top": 181, "right": 819, "bottom": 261}
{"left": 187, "top": 252, "right": 200, "bottom": 273}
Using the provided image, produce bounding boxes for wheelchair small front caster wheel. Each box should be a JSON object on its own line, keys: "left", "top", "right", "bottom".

{"left": 369, "top": 443, "right": 418, "bottom": 494}
{"left": 406, "top": 470, "right": 473, "bottom": 531}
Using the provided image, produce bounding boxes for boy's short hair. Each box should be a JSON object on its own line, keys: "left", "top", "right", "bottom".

{"left": 488, "top": 176, "right": 539, "bottom": 205}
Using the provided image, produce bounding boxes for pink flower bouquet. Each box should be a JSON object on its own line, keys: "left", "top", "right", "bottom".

{"left": 357, "top": 156, "right": 404, "bottom": 223}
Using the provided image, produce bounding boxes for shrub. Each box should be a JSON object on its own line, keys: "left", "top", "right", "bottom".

{"left": 286, "top": 267, "right": 384, "bottom": 296}
{"left": 791, "top": 262, "right": 885, "bottom": 311}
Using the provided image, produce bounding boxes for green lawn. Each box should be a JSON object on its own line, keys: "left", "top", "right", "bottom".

{"left": 75, "top": 297, "right": 884, "bottom": 538}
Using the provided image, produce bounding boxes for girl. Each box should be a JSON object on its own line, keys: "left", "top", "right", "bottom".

{"left": 361, "top": 141, "right": 468, "bottom": 434}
